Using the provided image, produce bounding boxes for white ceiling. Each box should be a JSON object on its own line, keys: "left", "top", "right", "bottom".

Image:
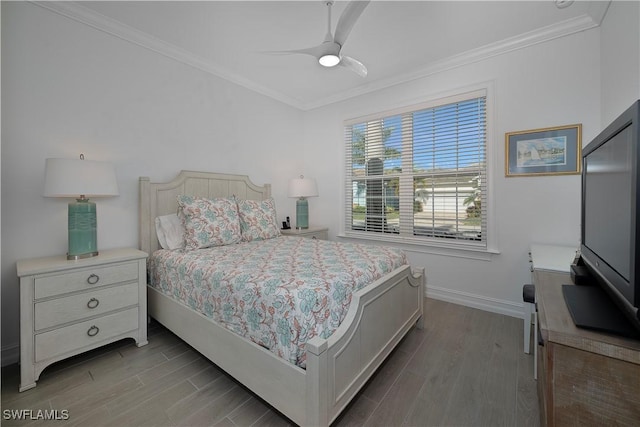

{"left": 50, "top": 1, "right": 610, "bottom": 110}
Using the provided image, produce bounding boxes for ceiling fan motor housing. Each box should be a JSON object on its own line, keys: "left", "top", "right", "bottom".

{"left": 319, "top": 41, "right": 341, "bottom": 67}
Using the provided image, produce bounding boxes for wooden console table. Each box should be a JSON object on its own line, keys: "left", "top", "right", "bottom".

{"left": 535, "top": 269, "right": 640, "bottom": 425}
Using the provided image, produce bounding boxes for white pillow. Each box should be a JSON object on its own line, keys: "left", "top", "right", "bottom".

{"left": 154, "top": 214, "right": 185, "bottom": 250}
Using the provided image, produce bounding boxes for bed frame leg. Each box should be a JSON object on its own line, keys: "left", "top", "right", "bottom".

{"left": 305, "top": 338, "right": 329, "bottom": 427}
{"left": 411, "top": 268, "right": 425, "bottom": 331}
{"left": 416, "top": 315, "right": 425, "bottom": 330}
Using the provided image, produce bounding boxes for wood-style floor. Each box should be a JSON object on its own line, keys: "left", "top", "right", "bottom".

{"left": 1, "top": 298, "right": 539, "bottom": 426}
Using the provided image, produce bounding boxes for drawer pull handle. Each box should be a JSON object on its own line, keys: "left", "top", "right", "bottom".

{"left": 87, "top": 274, "right": 100, "bottom": 285}
{"left": 87, "top": 298, "right": 100, "bottom": 309}
{"left": 87, "top": 325, "right": 99, "bottom": 337}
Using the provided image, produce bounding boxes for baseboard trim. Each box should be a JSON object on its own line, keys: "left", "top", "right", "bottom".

{"left": 426, "top": 285, "right": 524, "bottom": 319}
{"left": 2, "top": 343, "right": 19, "bottom": 367}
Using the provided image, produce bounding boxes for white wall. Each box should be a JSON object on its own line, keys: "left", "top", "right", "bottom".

{"left": 302, "top": 29, "right": 601, "bottom": 316}
{"left": 600, "top": 0, "right": 640, "bottom": 126}
{"left": 1, "top": 2, "right": 304, "bottom": 364}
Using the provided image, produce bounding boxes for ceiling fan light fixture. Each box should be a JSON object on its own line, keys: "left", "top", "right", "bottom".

{"left": 319, "top": 54, "right": 340, "bottom": 67}
{"left": 268, "top": 1, "right": 370, "bottom": 76}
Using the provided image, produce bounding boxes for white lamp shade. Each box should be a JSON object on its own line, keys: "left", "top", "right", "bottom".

{"left": 288, "top": 176, "right": 318, "bottom": 198}
{"left": 44, "top": 158, "right": 119, "bottom": 198}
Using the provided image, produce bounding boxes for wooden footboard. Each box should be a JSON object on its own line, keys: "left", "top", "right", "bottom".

{"left": 305, "top": 265, "right": 424, "bottom": 426}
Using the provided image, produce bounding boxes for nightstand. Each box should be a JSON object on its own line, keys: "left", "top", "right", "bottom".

{"left": 280, "top": 226, "right": 328, "bottom": 240}
{"left": 16, "top": 248, "right": 148, "bottom": 392}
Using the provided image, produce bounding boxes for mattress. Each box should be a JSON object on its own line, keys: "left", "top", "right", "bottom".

{"left": 148, "top": 236, "right": 407, "bottom": 367}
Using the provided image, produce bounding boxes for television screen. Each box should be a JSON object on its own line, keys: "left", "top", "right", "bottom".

{"left": 583, "top": 124, "right": 632, "bottom": 287}
{"left": 576, "top": 100, "right": 640, "bottom": 337}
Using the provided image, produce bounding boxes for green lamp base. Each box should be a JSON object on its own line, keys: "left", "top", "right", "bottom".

{"left": 296, "top": 197, "right": 309, "bottom": 229}
{"left": 67, "top": 199, "right": 99, "bottom": 260}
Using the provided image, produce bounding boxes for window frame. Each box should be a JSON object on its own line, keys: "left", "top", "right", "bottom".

{"left": 342, "top": 86, "right": 497, "bottom": 255}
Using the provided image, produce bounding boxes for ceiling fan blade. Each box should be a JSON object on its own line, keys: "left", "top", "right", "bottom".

{"left": 333, "top": 1, "right": 370, "bottom": 47}
{"left": 262, "top": 44, "right": 326, "bottom": 57}
{"left": 340, "top": 55, "right": 368, "bottom": 77}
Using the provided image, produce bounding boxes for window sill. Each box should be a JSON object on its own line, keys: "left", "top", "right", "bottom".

{"left": 337, "top": 231, "right": 499, "bottom": 261}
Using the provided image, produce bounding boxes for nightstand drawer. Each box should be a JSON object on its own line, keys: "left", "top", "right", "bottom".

{"left": 305, "top": 230, "right": 328, "bottom": 240}
{"left": 34, "top": 261, "right": 139, "bottom": 299}
{"left": 34, "top": 282, "right": 139, "bottom": 331}
{"left": 280, "top": 227, "right": 328, "bottom": 240}
{"left": 34, "top": 307, "right": 139, "bottom": 363}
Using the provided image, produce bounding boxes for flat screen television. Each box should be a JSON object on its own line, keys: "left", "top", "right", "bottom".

{"left": 568, "top": 99, "right": 640, "bottom": 338}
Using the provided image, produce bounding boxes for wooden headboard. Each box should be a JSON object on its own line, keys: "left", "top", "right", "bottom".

{"left": 139, "top": 170, "right": 271, "bottom": 255}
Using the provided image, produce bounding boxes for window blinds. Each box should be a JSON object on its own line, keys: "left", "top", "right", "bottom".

{"left": 345, "top": 91, "right": 487, "bottom": 248}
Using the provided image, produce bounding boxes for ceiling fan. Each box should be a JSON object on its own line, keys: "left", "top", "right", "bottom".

{"left": 273, "top": 1, "right": 370, "bottom": 77}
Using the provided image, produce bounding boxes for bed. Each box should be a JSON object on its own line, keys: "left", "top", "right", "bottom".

{"left": 139, "top": 170, "right": 424, "bottom": 426}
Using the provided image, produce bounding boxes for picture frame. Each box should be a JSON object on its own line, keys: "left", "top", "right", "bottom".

{"left": 505, "top": 124, "right": 582, "bottom": 177}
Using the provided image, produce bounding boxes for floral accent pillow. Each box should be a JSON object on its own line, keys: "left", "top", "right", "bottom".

{"left": 177, "top": 195, "right": 242, "bottom": 250}
{"left": 236, "top": 197, "right": 281, "bottom": 242}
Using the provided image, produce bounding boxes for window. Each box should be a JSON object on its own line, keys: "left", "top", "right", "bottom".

{"left": 344, "top": 90, "right": 488, "bottom": 250}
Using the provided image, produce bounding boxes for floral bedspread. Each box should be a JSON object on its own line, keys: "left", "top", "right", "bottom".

{"left": 148, "top": 236, "right": 407, "bottom": 367}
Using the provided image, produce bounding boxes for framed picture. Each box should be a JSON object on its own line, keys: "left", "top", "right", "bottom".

{"left": 505, "top": 124, "right": 582, "bottom": 177}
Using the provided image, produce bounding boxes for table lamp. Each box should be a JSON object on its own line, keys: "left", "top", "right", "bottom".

{"left": 288, "top": 175, "right": 318, "bottom": 229}
{"left": 44, "top": 155, "right": 119, "bottom": 260}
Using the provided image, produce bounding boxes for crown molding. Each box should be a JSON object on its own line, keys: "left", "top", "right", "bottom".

{"left": 32, "top": 1, "right": 600, "bottom": 112}
{"left": 31, "top": 1, "right": 307, "bottom": 110}
{"left": 586, "top": 0, "right": 611, "bottom": 26}
{"left": 303, "top": 13, "right": 600, "bottom": 110}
